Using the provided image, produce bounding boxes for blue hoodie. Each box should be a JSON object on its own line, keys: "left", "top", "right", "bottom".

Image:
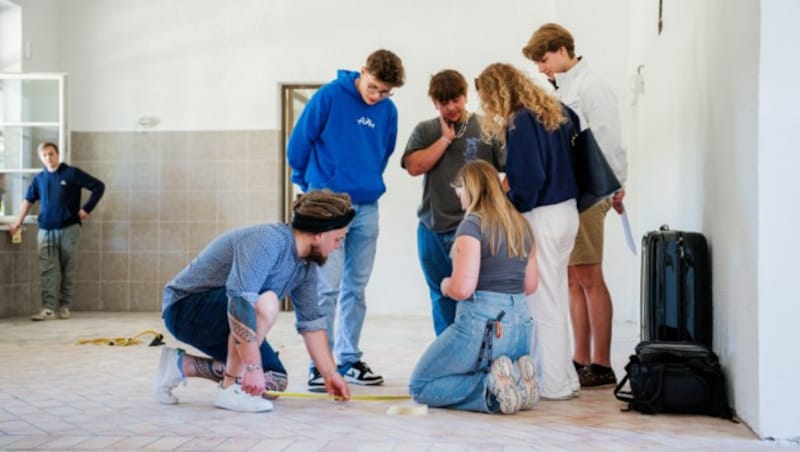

{"left": 287, "top": 70, "right": 398, "bottom": 203}
{"left": 25, "top": 163, "right": 105, "bottom": 230}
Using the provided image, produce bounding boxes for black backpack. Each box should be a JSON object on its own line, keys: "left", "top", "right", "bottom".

{"left": 614, "top": 341, "right": 734, "bottom": 420}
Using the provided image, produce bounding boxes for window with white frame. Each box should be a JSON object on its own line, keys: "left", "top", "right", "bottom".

{"left": 0, "top": 73, "right": 66, "bottom": 224}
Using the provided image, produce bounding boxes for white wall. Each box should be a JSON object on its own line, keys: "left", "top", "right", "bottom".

{"left": 629, "top": 0, "right": 760, "bottom": 430}
{"left": 628, "top": 0, "right": 798, "bottom": 440}
{"left": 54, "top": 0, "right": 638, "bottom": 319}
{"left": 758, "top": 0, "right": 800, "bottom": 440}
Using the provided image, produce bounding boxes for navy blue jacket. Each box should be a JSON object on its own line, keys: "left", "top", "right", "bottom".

{"left": 506, "top": 107, "right": 578, "bottom": 212}
{"left": 25, "top": 163, "right": 105, "bottom": 230}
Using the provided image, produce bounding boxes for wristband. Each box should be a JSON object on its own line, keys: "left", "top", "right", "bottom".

{"left": 441, "top": 136, "right": 452, "bottom": 145}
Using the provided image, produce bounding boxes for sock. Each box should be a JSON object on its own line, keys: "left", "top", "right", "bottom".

{"left": 176, "top": 348, "right": 187, "bottom": 379}
{"left": 589, "top": 363, "right": 613, "bottom": 374}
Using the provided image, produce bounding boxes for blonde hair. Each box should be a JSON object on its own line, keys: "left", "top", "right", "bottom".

{"left": 522, "top": 23, "right": 576, "bottom": 62}
{"left": 455, "top": 160, "right": 533, "bottom": 259}
{"left": 475, "top": 63, "right": 565, "bottom": 146}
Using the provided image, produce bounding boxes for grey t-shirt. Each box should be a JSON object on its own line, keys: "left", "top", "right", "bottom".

{"left": 402, "top": 114, "right": 505, "bottom": 233}
{"left": 455, "top": 213, "right": 531, "bottom": 294}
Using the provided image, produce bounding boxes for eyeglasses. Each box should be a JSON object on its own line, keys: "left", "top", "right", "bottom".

{"left": 366, "top": 83, "right": 394, "bottom": 99}
{"left": 363, "top": 72, "right": 394, "bottom": 99}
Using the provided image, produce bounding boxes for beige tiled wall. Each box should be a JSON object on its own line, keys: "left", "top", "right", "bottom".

{"left": 0, "top": 230, "right": 39, "bottom": 318}
{"left": 0, "top": 129, "right": 284, "bottom": 316}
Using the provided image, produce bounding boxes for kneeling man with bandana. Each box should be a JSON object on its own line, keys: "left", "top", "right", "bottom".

{"left": 155, "top": 190, "right": 355, "bottom": 412}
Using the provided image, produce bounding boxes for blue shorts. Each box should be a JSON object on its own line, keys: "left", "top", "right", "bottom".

{"left": 163, "top": 287, "right": 286, "bottom": 374}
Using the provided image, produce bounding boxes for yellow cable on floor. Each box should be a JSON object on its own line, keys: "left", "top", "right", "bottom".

{"left": 264, "top": 390, "right": 410, "bottom": 401}
{"left": 76, "top": 329, "right": 165, "bottom": 347}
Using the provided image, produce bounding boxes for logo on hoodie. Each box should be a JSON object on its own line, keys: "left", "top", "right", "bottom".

{"left": 357, "top": 116, "right": 376, "bottom": 129}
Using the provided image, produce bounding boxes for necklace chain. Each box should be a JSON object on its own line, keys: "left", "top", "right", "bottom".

{"left": 452, "top": 112, "right": 472, "bottom": 140}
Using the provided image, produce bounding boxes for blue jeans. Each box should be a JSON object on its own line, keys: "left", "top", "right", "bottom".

{"left": 417, "top": 223, "right": 457, "bottom": 336}
{"left": 163, "top": 287, "right": 286, "bottom": 374}
{"left": 317, "top": 202, "right": 379, "bottom": 368}
{"left": 408, "top": 291, "right": 533, "bottom": 413}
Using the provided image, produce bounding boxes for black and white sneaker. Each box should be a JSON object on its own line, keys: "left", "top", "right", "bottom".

{"left": 341, "top": 360, "right": 383, "bottom": 385}
{"left": 307, "top": 367, "right": 325, "bottom": 387}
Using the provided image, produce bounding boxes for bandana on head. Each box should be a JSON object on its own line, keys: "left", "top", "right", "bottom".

{"left": 292, "top": 209, "right": 356, "bottom": 233}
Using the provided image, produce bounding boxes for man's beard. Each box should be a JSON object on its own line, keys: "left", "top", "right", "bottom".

{"left": 307, "top": 244, "right": 327, "bottom": 266}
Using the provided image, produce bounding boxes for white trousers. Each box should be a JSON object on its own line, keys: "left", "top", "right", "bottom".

{"left": 523, "top": 199, "right": 580, "bottom": 399}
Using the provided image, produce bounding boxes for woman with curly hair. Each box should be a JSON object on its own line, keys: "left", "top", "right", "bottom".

{"left": 475, "top": 63, "right": 580, "bottom": 400}
{"left": 408, "top": 160, "right": 540, "bottom": 415}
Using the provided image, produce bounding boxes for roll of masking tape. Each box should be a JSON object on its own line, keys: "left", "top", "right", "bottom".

{"left": 386, "top": 404, "right": 428, "bottom": 416}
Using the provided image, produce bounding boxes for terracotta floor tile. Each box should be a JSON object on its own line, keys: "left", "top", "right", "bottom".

{"left": 0, "top": 312, "right": 773, "bottom": 450}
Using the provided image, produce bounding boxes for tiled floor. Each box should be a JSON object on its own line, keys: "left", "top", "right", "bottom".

{"left": 0, "top": 312, "right": 779, "bottom": 451}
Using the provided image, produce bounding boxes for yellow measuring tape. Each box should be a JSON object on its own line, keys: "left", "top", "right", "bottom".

{"left": 264, "top": 391, "right": 426, "bottom": 415}
{"left": 264, "top": 390, "right": 410, "bottom": 401}
{"left": 76, "top": 329, "right": 165, "bottom": 347}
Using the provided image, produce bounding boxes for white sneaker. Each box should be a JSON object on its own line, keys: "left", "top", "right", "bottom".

{"left": 57, "top": 306, "right": 70, "bottom": 319}
{"left": 516, "top": 355, "right": 540, "bottom": 410}
{"left": 214, "top": 383, "right": 274, "bottom": 412}
{"left": 487, "top": 355, "right": 522, "bottom": 414}
{"left": 154, "top": 347, "right": 186, "bottom": 404}
{"left": 31, "top": 308, "right": 55, "bottom": 321}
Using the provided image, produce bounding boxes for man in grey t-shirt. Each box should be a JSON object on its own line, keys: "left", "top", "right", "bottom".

{"left": 401, "top": 69, "right": 505, "bottom": 335}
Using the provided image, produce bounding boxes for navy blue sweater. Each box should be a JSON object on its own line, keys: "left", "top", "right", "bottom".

{"left": 25, "top": 163, "right": 105, "bottom": 230}
{"left": 506, "top": 107, "right": 578, "bottom": 212}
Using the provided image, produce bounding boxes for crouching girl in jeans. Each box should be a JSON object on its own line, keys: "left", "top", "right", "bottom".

{"left": 409, "top": 160, "right": 540, "bottom": 414}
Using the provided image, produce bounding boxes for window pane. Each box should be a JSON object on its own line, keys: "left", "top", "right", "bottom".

{"left": 0, "top": 125, "right": 59, "bottom": 170}
{"left": 0, "top": 78, "right": 60, "bottom": 123}
{"left": 0, "top": 172, "right": 38, "bottom": 217}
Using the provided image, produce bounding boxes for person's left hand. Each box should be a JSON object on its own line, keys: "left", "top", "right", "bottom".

{"left": 611, "top": 189, "right": 626, "bottom": 214}
{"left": 325, "top": 371, "right": 351, "bottom": 401}
{"left": 78, "top": 209, "right": 90, "bottom": 221}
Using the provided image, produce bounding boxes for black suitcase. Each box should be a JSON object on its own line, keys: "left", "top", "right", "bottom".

{"left": 641, "top": 225, "right": 712, "bottom": 348}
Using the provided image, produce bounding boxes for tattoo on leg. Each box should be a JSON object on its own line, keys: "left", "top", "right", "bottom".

{"left": 228, "top": 296, "right": 257, "bottom": 343}
{"left": 190, "top": 356, "right": 224, "bottom": 382}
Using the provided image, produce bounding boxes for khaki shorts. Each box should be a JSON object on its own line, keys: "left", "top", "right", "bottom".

{"left": 569, "top": 198, "right": 612, "bottom": 266}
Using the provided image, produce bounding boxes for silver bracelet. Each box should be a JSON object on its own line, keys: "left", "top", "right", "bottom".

{"left": 244, "top": 363, "right": 262, "bottom": 372}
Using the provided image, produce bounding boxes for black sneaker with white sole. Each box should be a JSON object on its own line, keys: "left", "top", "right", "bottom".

{"left": 341, "top": 360, "right": 383, "bottom": 385}
{"left": 307, "top": 367, "right": 325, "bottom": 387}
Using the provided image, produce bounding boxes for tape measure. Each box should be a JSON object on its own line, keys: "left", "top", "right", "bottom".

{"left": 76, "top": 329, "right": 165, "bottom": 347}
{"left": 264, "top": 390, "right": 411, "bottom": 401}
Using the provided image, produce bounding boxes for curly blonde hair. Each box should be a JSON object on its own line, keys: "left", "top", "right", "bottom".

{"left": 475, "top": 63, "right": 565, "bottom": 145}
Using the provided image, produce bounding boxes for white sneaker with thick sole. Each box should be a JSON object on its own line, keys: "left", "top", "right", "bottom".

{"left": 487, "top": 355, "right": 522, "bottom": 414}
{"left": 154, "top": 346, "right": 186, "bottom": 404}
{"left": 57, "top": 306, "right": 70, "bottom": 319}
{"left": 214, "top": 383, "right": 273, "bottom": 412}
{"left": 31, "top": 308, "right": 55, "bottom": 321}
{"left": 516, "top": 355, "right": 540, "bottom": 410}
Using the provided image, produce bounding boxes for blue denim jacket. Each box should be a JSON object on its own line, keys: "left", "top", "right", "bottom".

{"left": 162, "top": 223, "right": 325, "bottom": 333}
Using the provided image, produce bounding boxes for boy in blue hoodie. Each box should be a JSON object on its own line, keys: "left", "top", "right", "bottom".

{"left": 8, "top": 142, "right": 105, "bottom": 321}
{"left": 288, "top": 49, "right": 405, "bottom": 388}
